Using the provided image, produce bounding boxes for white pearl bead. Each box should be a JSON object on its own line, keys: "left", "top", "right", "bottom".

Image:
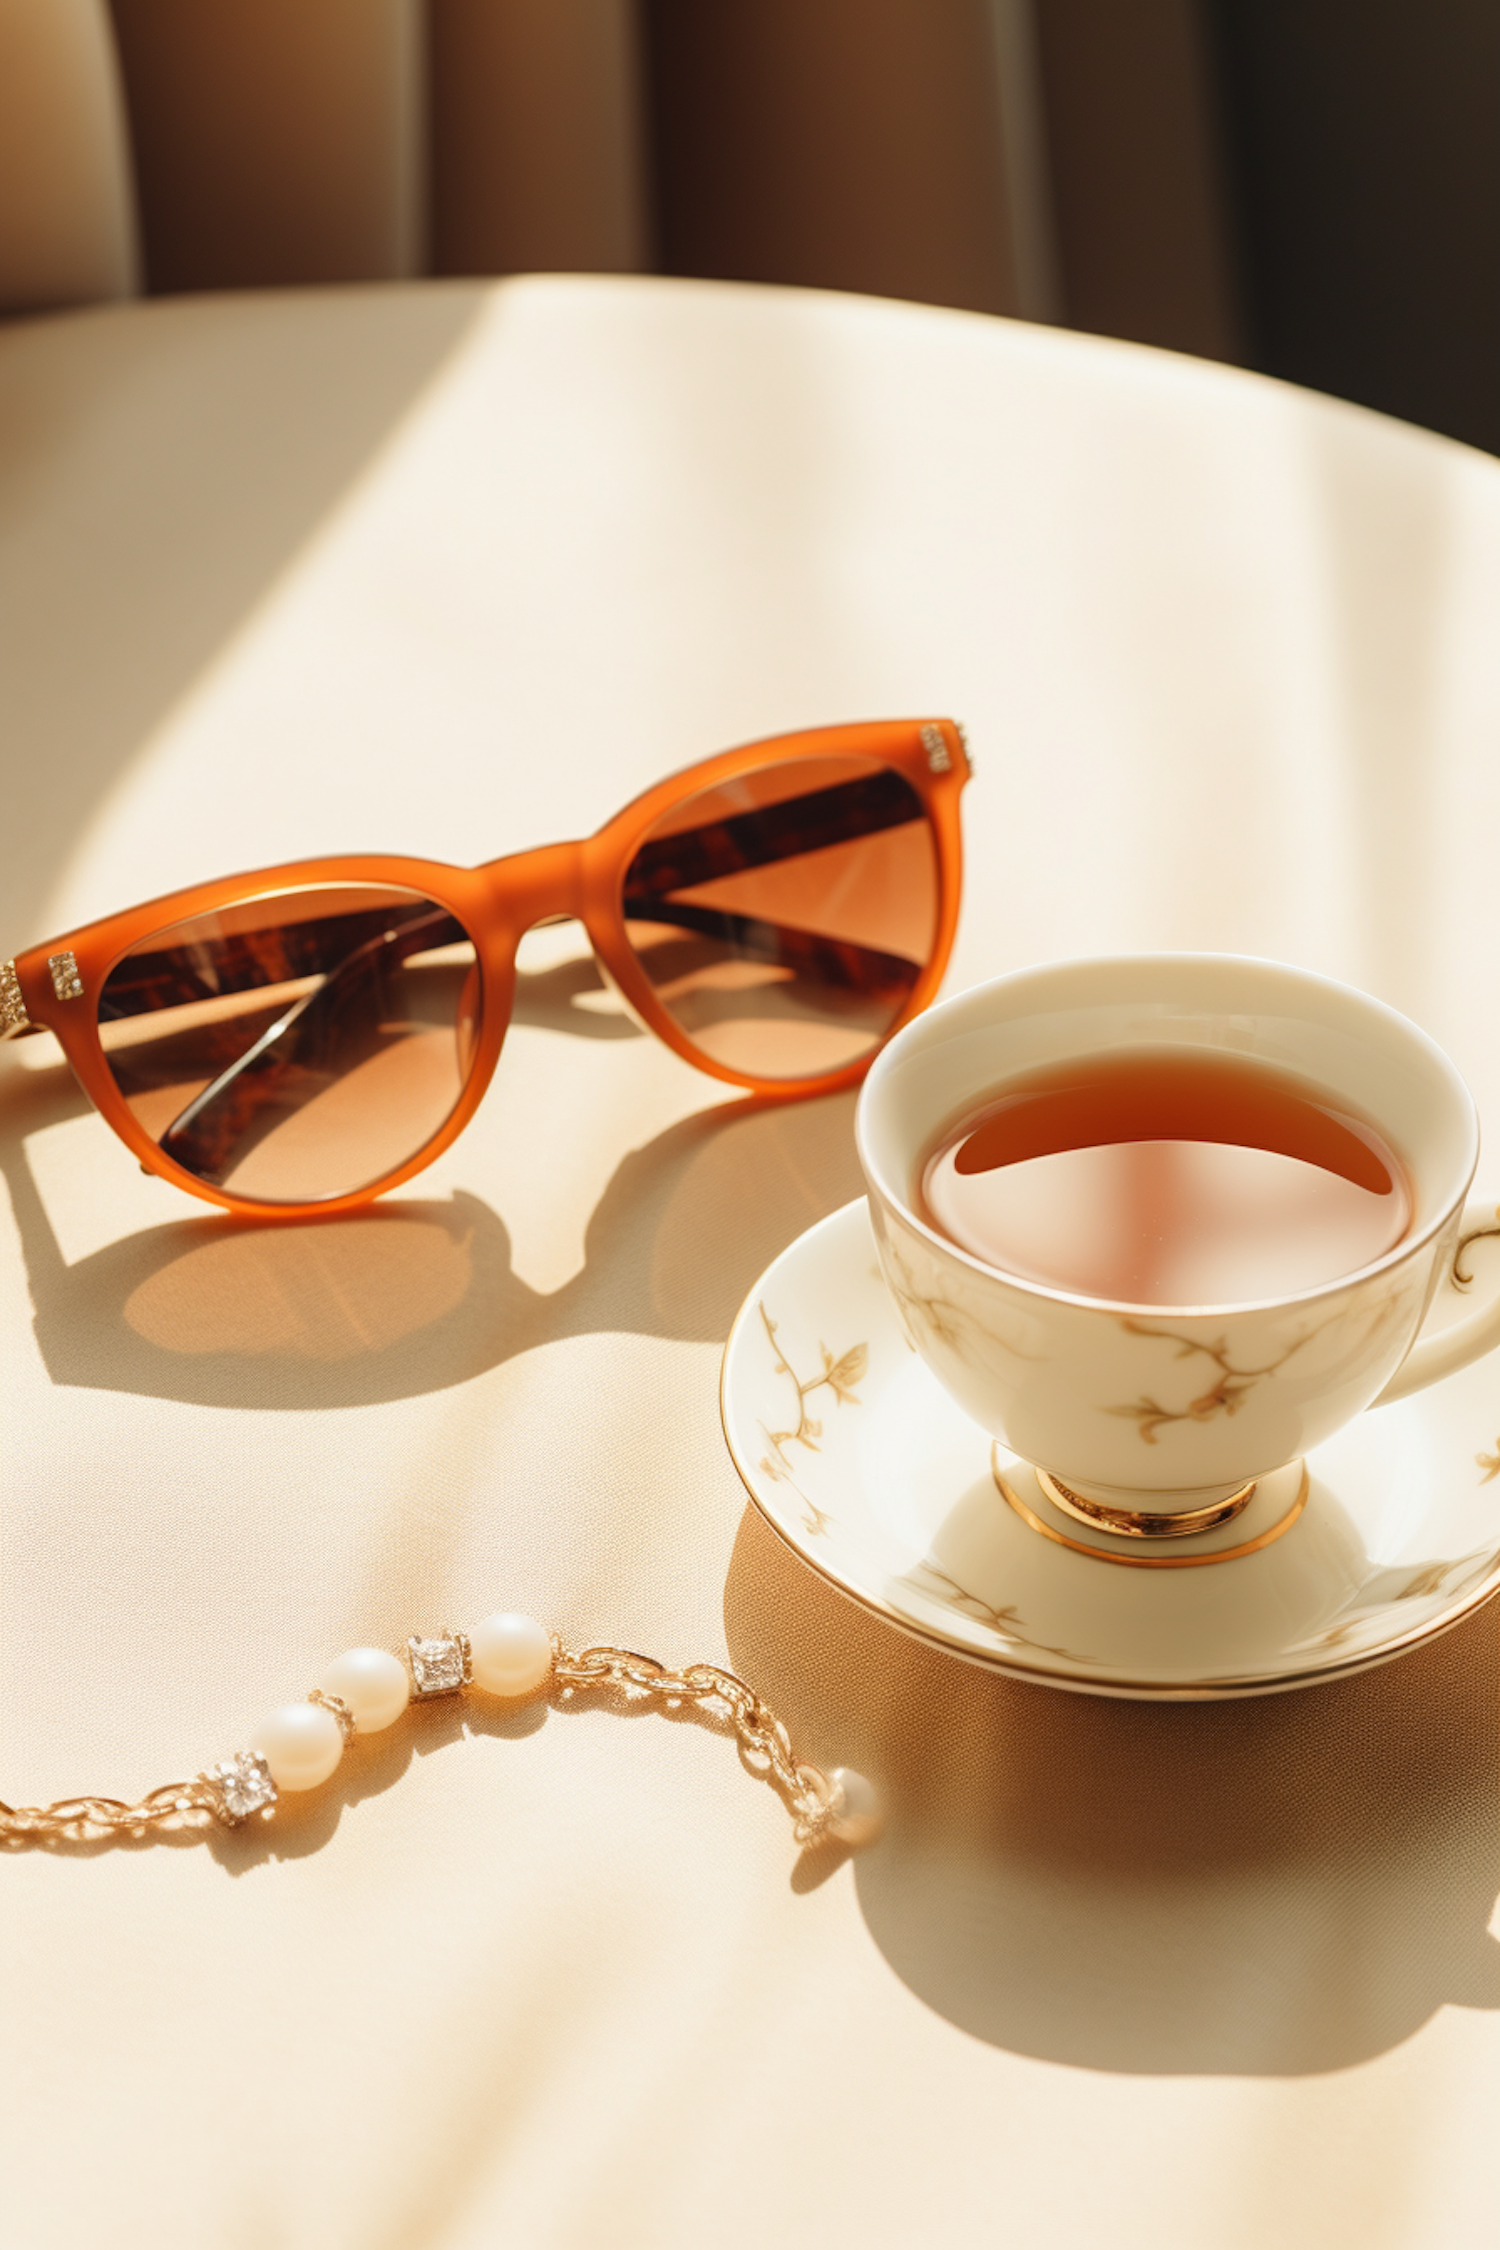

{"left": 250, "top": 1702, "right": 344, "bottom": 1791}
{"left": 469, "top": 1611, "right": 552, "bottom": 1698}
{"left": 827, "top": 1766, "right": 882, "bottom": 1847}
{"left": 319, "top": 1646, "right": 410, "bottom": 1734}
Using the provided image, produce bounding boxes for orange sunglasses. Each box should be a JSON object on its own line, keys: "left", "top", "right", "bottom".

{"left": 0, "top": 718, "right": 970, "bottom": 1220}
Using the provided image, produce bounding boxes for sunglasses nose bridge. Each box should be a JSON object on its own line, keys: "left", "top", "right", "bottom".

{"left": 476, "top": 839, "right": 590, "bottom": 939}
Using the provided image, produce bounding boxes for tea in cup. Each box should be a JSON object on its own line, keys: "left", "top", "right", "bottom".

{"left": 856, "top": 955, "right": 1500, "bottom": 1532}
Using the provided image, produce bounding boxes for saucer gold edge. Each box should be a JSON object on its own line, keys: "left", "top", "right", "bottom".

{"left": 717, "top": 1198, "right": 1500, "bottom": 1703}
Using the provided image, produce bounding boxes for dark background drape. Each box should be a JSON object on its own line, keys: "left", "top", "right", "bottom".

{"left": 105, "top": 0, "right": 1500, "bottom": 456}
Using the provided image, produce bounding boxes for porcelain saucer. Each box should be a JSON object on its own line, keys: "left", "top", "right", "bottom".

{"left": 720, "top": 1200, "right": 1500, "bottom": 1698}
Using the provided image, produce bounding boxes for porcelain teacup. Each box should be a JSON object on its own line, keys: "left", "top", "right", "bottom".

{"left": 855, "top": 954, "right": 1500, "bottom": 1530}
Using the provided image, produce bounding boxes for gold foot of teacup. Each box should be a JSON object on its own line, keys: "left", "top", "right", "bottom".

{"left": 1000, "top": 1453, "right": 1310, "bottom": 1569}
{"left": 1033, "top": 1468, "right": 1257, "bottom": 1540}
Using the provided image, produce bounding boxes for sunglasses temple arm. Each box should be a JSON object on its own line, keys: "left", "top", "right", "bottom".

{"left": 620, "top": 899, "right": 919, "bottom": 999}
{"left": 157, "top": 906, "right": 459, "bottom": 1176}
{"left": 625, "top": 771, "right": 920, "bottom": 899}
{"left": 157, "top": 984, "right": 326, "bottom": 1160}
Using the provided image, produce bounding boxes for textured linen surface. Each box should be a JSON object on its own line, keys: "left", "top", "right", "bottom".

{"left": 3, "top": 277, "right": 1500, "bottom": 2248}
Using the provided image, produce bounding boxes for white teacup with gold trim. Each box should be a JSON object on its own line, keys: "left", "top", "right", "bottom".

{"left": 855, "top": 955, "right": 1500, "bottom": 1542}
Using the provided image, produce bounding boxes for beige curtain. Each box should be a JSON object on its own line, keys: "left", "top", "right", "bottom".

{"left": 428, "top": 0, "right": 649, "bottom": 279}
{"left": 106, "top": 0, "right": 426, "bottom": 289}
{"left": 5, "top": 0, "right": 1238, "bottom": 360}
{"left": 0, "top": 0, "right": 137, "bottom": 311}
{"left": 643, "top": 0, "right": 1024, "bottom": 318}
{"left": 1032, "top": 0, "right": 1240, "bottom": 360}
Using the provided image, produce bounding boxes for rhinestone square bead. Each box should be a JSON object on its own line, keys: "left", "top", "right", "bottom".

{"left": 920, "top": 721, "right": 952, "bottom": 773}
{"left": 0, "top": 959, "right": 29, "bottom": 1037}
{"left": 406, "top": 1633, "right": 470, "bottom": 1697}
{"left": 47, "top": 950, "right": 83, "bottom": 1002}
{"left": 204, "top": 1750, "right": 278, "bottom": 1824}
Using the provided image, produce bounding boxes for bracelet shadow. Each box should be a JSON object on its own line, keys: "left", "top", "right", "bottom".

{"left": 0, "top": 954, "right": 867, "bottom": 1413}
{"left": 722, "top": 1501, "right": 1500, "bottom": 2078}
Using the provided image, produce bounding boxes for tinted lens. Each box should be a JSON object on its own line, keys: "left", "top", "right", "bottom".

{"left": 621, "top": 756, "right": 938, "bottom": 1079}
{"left": 98, "top": 884, "right": 480, "bottom": 1203}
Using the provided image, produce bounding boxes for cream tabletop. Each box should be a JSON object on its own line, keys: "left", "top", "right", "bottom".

{"left": 4, "top": 275, "right": 1500, "bottom": 2247}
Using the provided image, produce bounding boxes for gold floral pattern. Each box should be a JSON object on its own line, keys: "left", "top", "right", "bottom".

{"left": 877, "top": 1240, "right": 978, "bottom": 1357}
{"left": 895, "top": 1559, "right": 1082, "bottom": 1660}
{"left": 1106, "top": 1316, "right": 1324, "bottom": 1444}
{"left": 1452, "top": 1215, "right": 1500, "bottom": 1483}
{"left": 877, "top": 1232, "right": 1038, "bottom": 1363}
{"left": 1453, "top": 1214, "right": 1500, "bottom": 1288}
{"left": 1293, "top": 1548, "right": 1497, "bottom": 1651}
{"left": 754, "top": 1304, "right": 867, "bottom": 1538}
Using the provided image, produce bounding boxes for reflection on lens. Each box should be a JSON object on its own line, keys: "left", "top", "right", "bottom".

{"left": 621, "top": 756, "right": 937, "bottom": 1079}
{"left": 98, "top": 884, "right": 480, "bottom": 1203}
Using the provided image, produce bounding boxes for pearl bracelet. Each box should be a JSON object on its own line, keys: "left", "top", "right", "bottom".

{"left": 1, "top": 1613, "right": 882, "bottom": 1853}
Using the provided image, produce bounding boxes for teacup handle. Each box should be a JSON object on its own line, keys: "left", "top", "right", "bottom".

{"left": 1372, "top": 1198, "right": 1500, "bottom": 1407}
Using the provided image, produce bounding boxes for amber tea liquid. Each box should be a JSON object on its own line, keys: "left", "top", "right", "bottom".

{"left": 918, "top": 1048, "right": 1411, "bottom": 1307}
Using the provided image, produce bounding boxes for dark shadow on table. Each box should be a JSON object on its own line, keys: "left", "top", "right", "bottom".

{"left": 0, "top": 955, "right": 867, "bottom": 1410}
{"left": 723, "top": 1502, "right": 1500, "bottom": 2076}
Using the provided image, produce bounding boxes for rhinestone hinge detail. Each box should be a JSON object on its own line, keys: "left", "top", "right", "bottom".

{"left": 202, "top": 1751, "right": 278, "bottom": 1825}
{"left": 406, "top": 1632, "right": 472, "bottom": 1697}
{"left": 920, "top": 722, "right": 952, "bottom": 774}
{"left": 48, "top": 950, "right": 83, "bottom": 1002}
{"left": 0, "top": 959, "right": 29, "bottom": 1038}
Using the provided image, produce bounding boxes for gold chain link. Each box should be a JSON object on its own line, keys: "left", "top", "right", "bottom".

{"left": 2, "top": 1640, "right": 845, "bottom": 1850}
{"left": 550, "top": 1641, "right": 837, "bottom": 1845}
{"left": 1, "top": 1779, "right": 220, "bottom": 1844}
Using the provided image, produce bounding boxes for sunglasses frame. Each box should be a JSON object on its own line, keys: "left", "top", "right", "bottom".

{"left": 2, "top": 718, "right": 970, "bottom": 1220}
